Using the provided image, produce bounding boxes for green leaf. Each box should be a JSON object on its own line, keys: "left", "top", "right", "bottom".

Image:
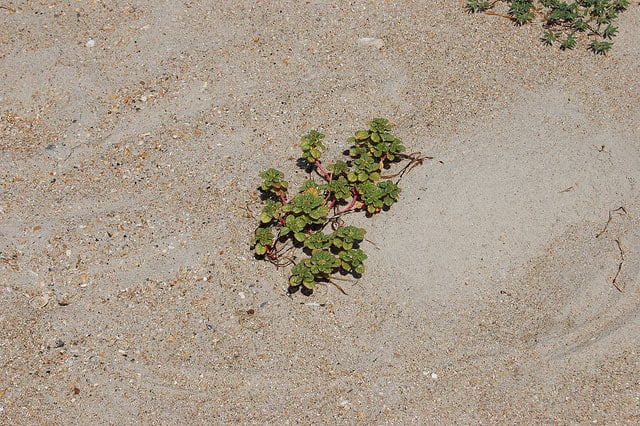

{"left": 368, "top": 118, "right": 392, "bottom": 133}
{"left": 328, "top": 176, "right": 351, "bottom": 200}
{"left": 466, "top": 0, "right": 492, "bottom": 13}
{"left": 300, "top": 179, "right": 321, "bottom": 192}
{"left": 589, "top": 39, "right": 612, "bottom": 54}
{"left": 308, "top": 205, "right": 328, "bottom": 220}
{"left": 603, "top": 24, "right": 617, "bottom": 39}
{"left": 328, "top": 160, "right": 349, "bottom": 176}
{"left": 305, "top": 232, "right": 331, "bottom": 250}
{"left": 253, "top": 227, "right": 274, "bottom": 245}
{"left": 355, "top": 130, "right": 369, "bottom": 140}
{"left": 331, "top": 226, "right": 366, "bottom": 250}
{"left": 259, "top": 168, "right": 288, "bottom": 193}
{"left": 300, "top": 130, "right": 326, "bottom": 163}
{"left": 572, "top": 18, "right": 588, "bottom": 32}
{"left": 259, "top": 200, "right": 283, "bottom": 224}
{"left": 542, "top": 31, "right": 556, "bottom": 46}
{"left": 308, "top": 250, "right": 340, "bottom": 275}
{"left": 560, "top": 33, "right": 577, "bottom": 50}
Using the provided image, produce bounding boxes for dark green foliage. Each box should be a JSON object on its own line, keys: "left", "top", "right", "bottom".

{"left": 589, "top": 38, "right": 613, "bottom": 54}
{"left": 338, "top": 249, "right": 367, "bottom": 275}
{"left": 560, "top": 33, "right": 578, "bottom": 49}
{"left": 331, "top": 226, "right": 366, "bottom": 251}
{"left": 542, "top": 30, "right": 558, "bottom": 45}
{"left": 252, "top": 119, "right": 425, "bottom": 293}
{"left": 466, "top": 0, "right": 631, "bottom": 53}
{"left": 509, "top": 0, "right": 536, "bottom": 25}
{"left": 466, "top": 1, "right": 493, "bottom": 12}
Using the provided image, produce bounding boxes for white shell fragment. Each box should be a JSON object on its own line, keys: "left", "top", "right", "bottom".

{"left": 357, "top": 37, "right": 385, "bottom": 49}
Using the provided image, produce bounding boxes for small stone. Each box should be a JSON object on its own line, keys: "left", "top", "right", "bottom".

{"left": 86, "top": 39, "right": 96, "bottom": 48}
{"left": 357, "top": 37, "right": 384, "bottom": 49}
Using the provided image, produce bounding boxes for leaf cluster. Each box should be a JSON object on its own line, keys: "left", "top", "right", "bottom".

{"left": 252, "top": 118, "right": 424, "bottom": 293}
{"left": 466, "top": 0, "right": 631, "bottom": 53}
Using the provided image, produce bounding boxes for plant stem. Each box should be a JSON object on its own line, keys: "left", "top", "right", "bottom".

{"left": 315, "top": 159, "right": 331, "bottom": 182}
{"left": 338, "top": 190, "right": 359, "bottom": 214}
{"left": 379, "top": 153, "right": 387, "bottom": 170}
{"left": 265, "top": 246, "right": 278, "bottom": 263}
{"left": 276, "top": 190, "right": 288, "bottom": 204}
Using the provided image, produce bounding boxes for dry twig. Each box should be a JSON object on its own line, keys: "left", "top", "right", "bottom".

{"left": 595, "top": 206, "right": 627, "bottom": 238}
{"left": 611, "top": 238, "right": 625, "bottom": 292}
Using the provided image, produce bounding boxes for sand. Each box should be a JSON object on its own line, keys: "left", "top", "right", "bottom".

{"left": 1, "top": 1, "right": 639, "bottom": 424}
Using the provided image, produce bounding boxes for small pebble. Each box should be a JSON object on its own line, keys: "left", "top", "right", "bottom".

{"left": 357, "top": 37, "right": 384, "bottom": 49}
{"left": 86, "top": 39, "right": 95, "bottom": 48}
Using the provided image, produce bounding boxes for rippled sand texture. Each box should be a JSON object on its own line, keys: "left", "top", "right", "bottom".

{"left": 1, "top": 2, "right": 639, "bottom": 424}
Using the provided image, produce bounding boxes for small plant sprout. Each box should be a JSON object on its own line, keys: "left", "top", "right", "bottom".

{"left": 509, "top": 0, "right": 536, "bottom": 26}
{"left": 560, "top": 33, "right": 577, "bottom": 50}
{"left": 259, "top": 168, "right": 288, "bottom": 203}
{"left": 466, "top": 0, "right": 631, "bottom": 53}
{"left": 466, "top": 1, "right": 493, "bottom": 13}
{"left": 253, "top": 227, "right": 274, "bottom": 256}
{"left": 589, "top": 39, "right": 613, "bottom": 54}
{"left": 252, "top": 119, "right": 430, "bottom": 294}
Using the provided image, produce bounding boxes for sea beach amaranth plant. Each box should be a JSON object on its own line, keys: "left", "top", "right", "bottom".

{"left": 252, "top": 118, "right": 431, "bottom": 294}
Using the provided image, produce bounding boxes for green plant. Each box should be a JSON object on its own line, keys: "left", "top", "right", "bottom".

{"left": 252, "top": 119, "right": 429, "bottom": 294}
{"left": 466, "top": 0, "right": 632, "bottom": 53}
{"left": 466, "top": 1, "right": 493, "bottom": 13}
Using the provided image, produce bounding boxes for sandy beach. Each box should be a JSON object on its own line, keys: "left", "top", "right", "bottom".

{"left": 1, "top": 1, "right": 639, "bottom": 423}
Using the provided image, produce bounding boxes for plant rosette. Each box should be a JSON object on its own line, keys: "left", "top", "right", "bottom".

{"left": 252, "top": 118, "right": 428, "bottom": 294}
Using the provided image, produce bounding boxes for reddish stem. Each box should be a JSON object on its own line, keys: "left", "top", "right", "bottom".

{"left": 379, "top": 153, "right": 387, "bottom": 169}
{"left": 265, "top": 246, "right": 277, "bottom": 262}
{"left": 338, "top": 191, "right": 359, "bottom": 214}
{"left": 315, "top": 159, "right": 331, "bottom": 183}
{"left": 276, "top": 190, "right": 287, "bottom": 204}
